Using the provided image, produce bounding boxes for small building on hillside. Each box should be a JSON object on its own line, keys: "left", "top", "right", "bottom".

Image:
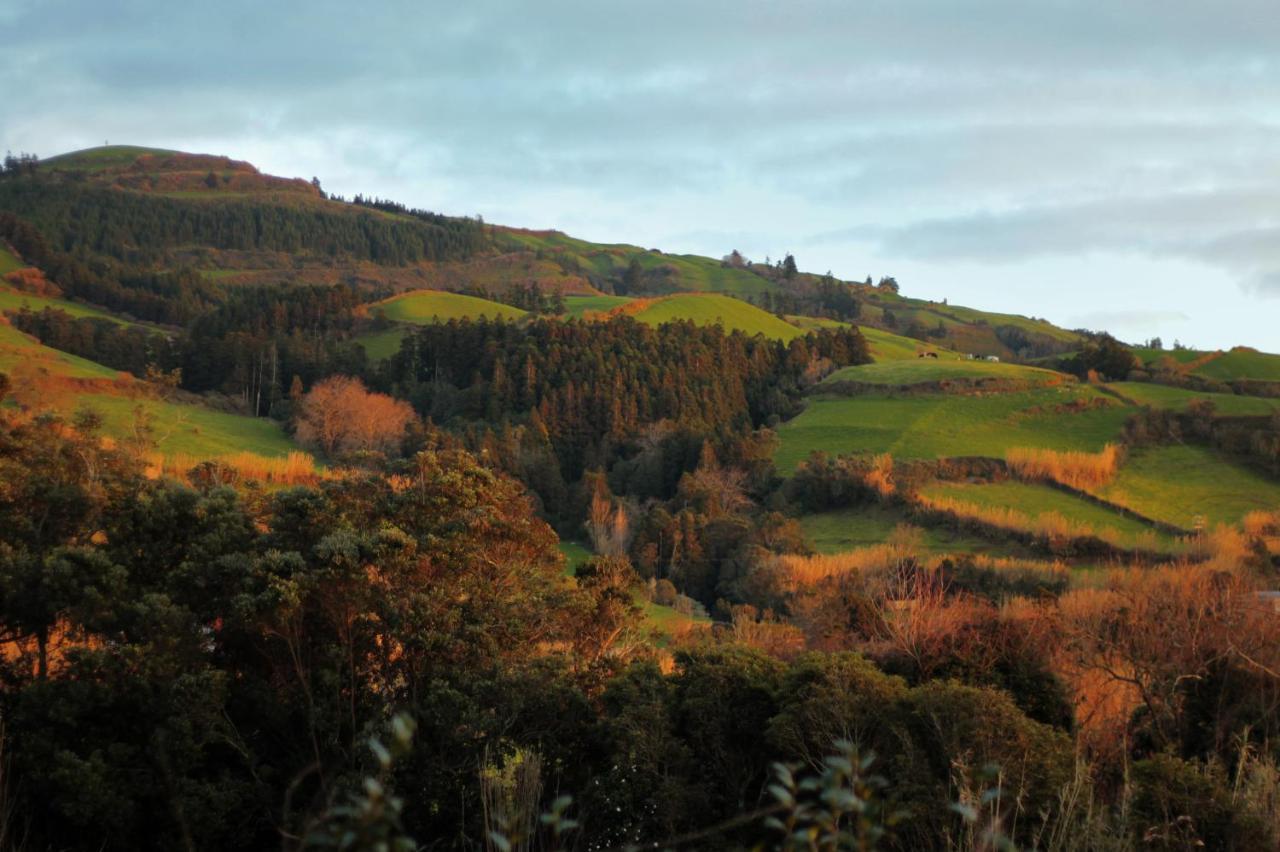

{"left": 984, "top": 355, "right": 1001, "bottom": 363}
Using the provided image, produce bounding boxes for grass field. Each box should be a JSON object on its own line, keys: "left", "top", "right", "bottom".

{"left": 921, "top": 480, "right": 1175, "bottom": 546}
{"left": 75, "top": 393, "right": 298, "bottom": 458}
{"left": 1108, "top": 382, "right": 1280, "bottom": 416}
{"left": 0, "top": 247, "right": 25, "bottom": 276}
{"left": 1192, "top": 348, "right": 1280, "bottom": 382}
{"left": 774, "top": 386, "right": 1131, "bottom": 471}
{"left": 562, "top": 294, "right": 633, "bottom": 317}
{"left": 800, "top": 504, "right": 1027, "bottom": 557}
{"left": 0, "top": 321, "right": 120, "bottom": 379}
{"left": 626, "top": 293, "right": 804, "bottom": 341}
{"left": 1094, "top": 444, "right": 1280, "bottom": 529}
{"left": 822, "top": 359, "right": 1066, "bottom": 387}
{"left": 372, "top": 290, "right": 528, "bottom": 324}
{"left": 0, "top": 288, "right": 136, "bottom": 326}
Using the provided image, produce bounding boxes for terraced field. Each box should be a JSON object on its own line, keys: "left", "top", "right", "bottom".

{"left": 1108, "top": 382, "right": 1280, "bottom": 415}
{"left": 774, "top": 386, "right": 1130, "bottom": 471}
{"left": 1093, "top": 444, "right": 1280, "bottom": 529}
{"left": 822, "top": 359, "right": 1066, "bottom": 387}
{"left": 921, "top": 480, "right": 1178, "bottom": 550}
{"left": 623, "top": 293, "right": 804, "bottom": 341}
{"left": 800, "top": 504, "right": 1027, "bottom": 557}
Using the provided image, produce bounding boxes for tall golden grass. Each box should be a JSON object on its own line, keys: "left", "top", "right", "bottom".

{"left": 1005, "top": 444, "right": 1123, "bottom": 490}
{"left": 144, "top": 450, "right": 322, "bottom": 485}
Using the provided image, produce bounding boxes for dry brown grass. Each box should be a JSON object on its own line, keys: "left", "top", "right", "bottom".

{"left": 1006, "top": 444, "right": 1123, "bottom": 490}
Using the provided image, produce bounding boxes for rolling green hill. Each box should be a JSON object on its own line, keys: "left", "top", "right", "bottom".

{"left": 372, "top": 290, "right": 527, "bottom": 325}
{"left": 1193, "top": 348, "right": 1280, "bottom": 382}
{"left": 622, "top": 293, "right": 804, "bottom": 341}
{"left": 563, "top": 294, "right": 634, "bottom": 317}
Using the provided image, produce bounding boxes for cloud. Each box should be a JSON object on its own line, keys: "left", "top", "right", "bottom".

{"left": 1, "top": 0, "right": 1278, "bottom": 345}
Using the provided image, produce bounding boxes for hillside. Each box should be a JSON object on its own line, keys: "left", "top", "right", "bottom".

{"left": 614, "top": 293, "right": 805, "bottom": 341}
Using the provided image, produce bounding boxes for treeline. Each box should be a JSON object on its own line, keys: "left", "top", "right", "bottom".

{"left": 0, "top": 212, "right": 222, "bottom": 325}
{"left": 379, "top": 316, "right": 869, "bottom": 490}
{"left": 0, "top": 178, "right": 487, "bottom": 265}
{"left": 749, "top": 277, "right": 863, "bottom": 322}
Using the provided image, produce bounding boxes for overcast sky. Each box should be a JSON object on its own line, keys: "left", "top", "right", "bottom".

{"left": 3, "top": 0, "right": 1278, "bottom": 350}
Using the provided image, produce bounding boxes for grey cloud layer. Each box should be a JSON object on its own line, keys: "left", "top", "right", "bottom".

{"left": 2, "top": 0, "right": 1279, "bottom": 329}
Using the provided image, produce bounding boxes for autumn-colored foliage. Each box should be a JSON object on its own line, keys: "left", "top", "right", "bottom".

{"left": 1005, "top": 443, "right": 1123, "bottom": 490}
{"left": 294, "top": 374, "right": 416, "bottom": 456}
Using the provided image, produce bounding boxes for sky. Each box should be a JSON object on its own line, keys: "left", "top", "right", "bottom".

{"left": 2, "top": 0, "right": 1278, "bottom": 350}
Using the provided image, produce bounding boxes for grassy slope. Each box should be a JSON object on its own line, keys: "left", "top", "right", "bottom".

{"left": 922, "top": 480, "right": 1175, "bottom": 545}
{"left": 1193, "top": 349, "right": 1280, "bottom": 382}
{"left": 0, "top": 288, "right": 137, "bottom": 326}
{"left": 504, "top": 230, "right": 777, "bottom": 295}
{"left": 373, "top": 290, "right": 527, "bottom": 324}
{"left": 1, "top": 319, "right": 297, "bottom": 458}
{"left": 774, "top": 386, "right": 1129, "bottom": 471}
{"left": 628, "top": 293, "right": 804, "bottom": 341}
{"left": 0, "top": 321, "right": 119, "bottom": 379}
{"left": 0, "top": 246, "right": 25, "bottom": 275}
{"left": 822, "top": 359, "right": 1066, "bottom": 387}
{"left": 860, "top": 326, "right": 958, "bottom": 362}
{"left": 1109, "top": 382, "right": 1280, "bottom": 416}
{"left": 800, "top": 504, "right": 1027, "bottom": 557}
{"left": 76, "top": 393, "right": 298, "bottom": 457}
{"left": 1095, "top": 444, "right": 1280, "bottom": 528}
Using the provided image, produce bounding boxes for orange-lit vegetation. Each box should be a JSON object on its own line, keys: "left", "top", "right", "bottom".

{"left": 143, "top": 449, "right": 322, "bottom": 485}
{"left": 1005, "top": 443, "right": 1123, "bottom": 490}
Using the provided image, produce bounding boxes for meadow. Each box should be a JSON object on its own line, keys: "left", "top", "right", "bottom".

{"left": 0, "top": 321, "right": 120, "bottom": 379}
{"left": 799, "top": 503, "right": 1027, "bottom": 557}
{"left": 354, "top": 326, "right": 409, "bottom": 361}
{"left": 822, "top": 358, "right": 1065, "bottom": 387}
{"left": 624, "top": 293, "right": 804, "bottom": 341}
{"left": 1192, "top": 348, "right": 1280, "bottom": 382}
{"left": 1108, "top": 382, "right": 1280, "bottom": 415}
{"left": 373, "top": 290, "right": 527, "bottom": 324}
{"left": 74, "top": 392, "right": 299, "bottom": 457}
{"left": 1093, "top": 444, "right": 1280, "bottom": 529}
{"left": 774, "top": 386, "right": 1131, "bottom": 470}
{"left": 921, "top": 480, "right": 1177, "bottom": 548}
